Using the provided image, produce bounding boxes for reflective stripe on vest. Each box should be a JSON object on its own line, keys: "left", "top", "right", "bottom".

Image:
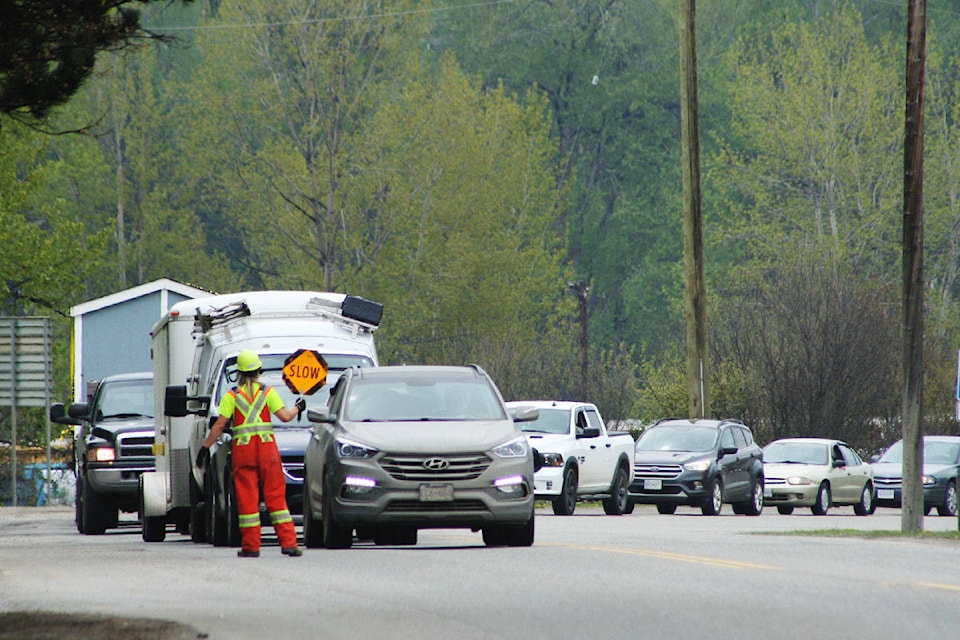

{"left": 231, "top": 385, "right": 275, "bottom": 445}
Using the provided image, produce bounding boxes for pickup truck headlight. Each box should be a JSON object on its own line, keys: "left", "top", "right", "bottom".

{"left": 922, "top": 475, "right": 936, "bottom": 486}
{"left": 491, "top": 436, "right": 529, "bottom": 459}
{"left": 540, "top": 452, "right": 564, "bottom": 467}
{"left": 335, "top": 437, "right": 379, "bottom": 459}
{"left": 88, "top": 447, "right": 116, "bottom": 463}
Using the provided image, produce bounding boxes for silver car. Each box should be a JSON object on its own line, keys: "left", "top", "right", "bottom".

{"left": 763, "top": 438, "right": 875, "bottom": 516}
{"left": 302, "top": 365, "right": 538, "bottom": 548}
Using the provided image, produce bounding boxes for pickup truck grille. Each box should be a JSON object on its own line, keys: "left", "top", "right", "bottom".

{"left": 380, "top": 453, "right": 490, "bottom": 482}
{"left": 633, "top": 463, "right": 682, "bottom": 479}
{"left": 117, "top": 433, "right": 154, "bottom": 458}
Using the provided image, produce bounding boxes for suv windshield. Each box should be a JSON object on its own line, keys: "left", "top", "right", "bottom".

{"left": 344, "top": 375, "right": 506, "bottom": 422}
{"left": 636, "top": 425, "right": 718, "bottom": 452}
{"left": 97, "top": 379, "right": 153, "bottom": 419}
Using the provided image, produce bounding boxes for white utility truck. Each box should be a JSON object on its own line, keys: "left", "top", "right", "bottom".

{"left": 140, "top": 290, "right": 382, "bottom": 544}
{"left": 507, "top": 400, "right": 634, "bottom": 516}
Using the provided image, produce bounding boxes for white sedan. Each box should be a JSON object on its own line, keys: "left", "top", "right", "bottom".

{"left": 762, "top": 438, "right": 876, "bottom": 515}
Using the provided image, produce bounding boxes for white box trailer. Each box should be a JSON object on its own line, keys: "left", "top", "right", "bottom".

{"left": 140, "top": 290, "right": 381, "bottom": 543}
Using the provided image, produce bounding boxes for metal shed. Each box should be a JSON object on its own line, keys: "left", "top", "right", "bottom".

{"left": 69, "top": 278, "right": 210, "bottom": 401}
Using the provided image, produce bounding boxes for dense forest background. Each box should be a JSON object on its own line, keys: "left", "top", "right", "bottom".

{"left": 4, "top": 0, "right": 960, "bottom": 455}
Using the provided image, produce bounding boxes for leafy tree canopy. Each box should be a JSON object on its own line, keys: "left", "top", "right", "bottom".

{"left": 0, "top": 0, "right": 192, "bottom": 121}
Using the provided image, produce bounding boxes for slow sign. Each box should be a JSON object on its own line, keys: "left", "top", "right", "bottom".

{"left": 282, "top": 349, "right": 328, "bottom": 396}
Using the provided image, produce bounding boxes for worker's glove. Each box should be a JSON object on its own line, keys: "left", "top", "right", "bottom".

{"left": 195, "top": 446, "right": 210, "bottom": 470}
{"left": 295, "top": 397, "right": 306, "bottom": 419}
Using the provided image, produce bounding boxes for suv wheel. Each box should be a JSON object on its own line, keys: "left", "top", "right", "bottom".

{"left": 552, "top": 466, "right": 578, "bottom": 516}
{"left": 321, "top": 481, "right": 353, "bottom": 549}
{"left": 701, "top": 478, "right": 723, "bottom": 516}
{"left": 656, "top": 503, "right": 678, "bottom": 514}
{"left": 739, "top": 478, "right": 763, "bottom": 516}
{"left": 811, "top": 482, "right": 831, "bottom": 515}
{"left": 302, "top": 476, "right": 323, "bottom": 548}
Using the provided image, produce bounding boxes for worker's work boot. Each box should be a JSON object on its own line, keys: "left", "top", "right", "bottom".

{"left": 237, "top": 549, "right": 260, "bottom": 558}
{"left": 281, "top": 546, "right": 303, "bottom": 557}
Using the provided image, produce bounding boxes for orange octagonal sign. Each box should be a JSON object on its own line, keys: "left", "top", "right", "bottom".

{"left": 282, "top": 349, "right": 328, "bottom": 396}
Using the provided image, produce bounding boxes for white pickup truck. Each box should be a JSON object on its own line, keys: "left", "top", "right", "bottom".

{"left": 507, "top": 400, "right": 634, "bottom": 515}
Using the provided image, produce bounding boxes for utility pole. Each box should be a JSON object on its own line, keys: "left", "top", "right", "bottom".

{"left": 901, "top": 0, "right": 927, "bottom": 534}
{"left": 680, "top": 0, "right": 709, "bottom": 419}
{"left": 569, "top": 281, "right": 590, "bottom": 400}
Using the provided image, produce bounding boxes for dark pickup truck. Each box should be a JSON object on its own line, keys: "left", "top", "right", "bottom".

{"left": 51, "top": 372, "right": 155, "bottom": 534}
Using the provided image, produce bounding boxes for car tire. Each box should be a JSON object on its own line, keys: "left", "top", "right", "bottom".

{"left": 602, "top": 466, "right": 629, "bottom": 515}
{"left": 937, "top": 481, "right": 958, "bottom": 517}
{"left": 552, "top": 466, "right": 578, "bottom": 516}
{"left": 189, "top": 474, "right": 206, "bottom": 543}
{"left": 80, "top": 476, "right": 114, "bottom": 535}
{"left": 701, "top": 478, "right": 723, "bottom": 516}
{"left": 139, "top": 475, "right": 166, "bottom": 542}
{"left": 482, "top": 525, "right": 506, "bottom": 547}
{"left": 321, "top": 482, "right": 353, "bottom": 549}
{"left": 302, "top": 476, "right": 323, "bottom": 549}
{"left": 208, "top": 464, "right": 227, "bottom": 547}
{"left": 740, "top": 478, "right": 763, "bottom": 516}
{"left": 811, "top": 482, "right": 831, "bottom": 515}
{"left": 225, "top": 472, "right": 240, "bottom": 548}
{"left": 777, "top": 506, "right": 794, "bottom": 515}
{"left": 854, "top": 482, "right": 875, "bottom": 516}
{"left": 503, "top": 515, "right": 535, "bottom": 547}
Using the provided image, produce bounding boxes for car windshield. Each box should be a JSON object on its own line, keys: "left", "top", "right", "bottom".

{"left": 518, "top": 408, "right": 569, "bottom": 434}
{"left": 875, "top": 440, "right": 960, "bottom": 465}
{"left": 96, "top": 379, "right": 153, "bottom": 419}
{"left": 217, "top": 353, "right": 375, "bottom": 424}
{"left": 344, "top": 376, "right": 506, "bottom": 422}
{"left": 763, "top": 442, "right": 828, "bottom": 465}
{"left": 636, "top": 425, "right": 718, "bottom": 452}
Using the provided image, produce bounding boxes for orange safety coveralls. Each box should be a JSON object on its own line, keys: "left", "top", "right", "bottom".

{"left": 219, "top": 383, "right": 298, "bottom": 553}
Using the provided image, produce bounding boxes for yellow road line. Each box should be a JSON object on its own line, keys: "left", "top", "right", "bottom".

{"left": 913, "top": 581, "right": 960, "bottom": 592}
{"left": 546, "top": 542, "right": 782, "bottom": 571}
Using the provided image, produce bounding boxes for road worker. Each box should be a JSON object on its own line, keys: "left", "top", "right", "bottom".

{"left": 196, "top": 349, "right": 306, "bottom": 557}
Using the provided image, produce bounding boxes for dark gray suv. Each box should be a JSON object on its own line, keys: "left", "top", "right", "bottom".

{"left": 626, "top": 418, "right": 764, "bottom": 515}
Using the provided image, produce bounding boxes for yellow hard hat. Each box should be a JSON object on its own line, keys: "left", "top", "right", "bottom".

{"left": 236, "top": 350, "right": 262, "bottom": 373}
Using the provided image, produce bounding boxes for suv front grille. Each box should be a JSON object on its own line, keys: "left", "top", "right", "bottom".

{"left": 116, "top": 433, "right": 154, "bottom": 458}
{"left": 380, "top": 453, "right": 491, "bottom": 481}
{"left": 633, "top": 463, "right": 682, "bottom": 479}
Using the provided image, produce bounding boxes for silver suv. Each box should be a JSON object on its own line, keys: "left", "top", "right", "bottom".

{"left": 302, "top": 365, "right": 538, "bottom": 548}
{"left": 626, "top": 418, "right": 764, "bottom": 516}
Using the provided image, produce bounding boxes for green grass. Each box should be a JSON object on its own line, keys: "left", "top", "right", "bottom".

{"left": 760, "top": 528, "right": 960, "bottom": 540}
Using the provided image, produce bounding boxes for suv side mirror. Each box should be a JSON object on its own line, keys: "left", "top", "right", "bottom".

{"left": 720, "top": 445, "right": 738, "bottom": 456}
{"left": 307, "top": 407, "right": 336, "bottom": 424}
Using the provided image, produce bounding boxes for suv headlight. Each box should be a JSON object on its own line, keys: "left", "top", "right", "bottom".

{"left": 922, "top": 475, "right": 936, "bottom": 486}
{"left": 335, "top": 437, "right": 378, "bottom": 459}
{"left": 491, "top": 436, "right": 529, "bottom": 459}
{"left": 683, "top": 458, "right": 711, "bottom": 472}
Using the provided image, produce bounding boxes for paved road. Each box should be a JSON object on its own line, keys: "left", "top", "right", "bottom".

{"left": 1, "top": 505, "right": 958, "bottom": 639}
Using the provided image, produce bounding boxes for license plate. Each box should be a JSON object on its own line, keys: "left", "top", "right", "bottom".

{"left": 419, "top": 483, "right": 454, "bottom": 502}
{"left": 877, "top": 489, "right": 894, "bottom": 500}
{"left": 644, "top": 478, "right": 662, "bottom": 490}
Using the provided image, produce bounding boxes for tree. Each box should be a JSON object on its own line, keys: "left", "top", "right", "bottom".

{"left": 0, "top": 0, "right": 194, "bottom": 122}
